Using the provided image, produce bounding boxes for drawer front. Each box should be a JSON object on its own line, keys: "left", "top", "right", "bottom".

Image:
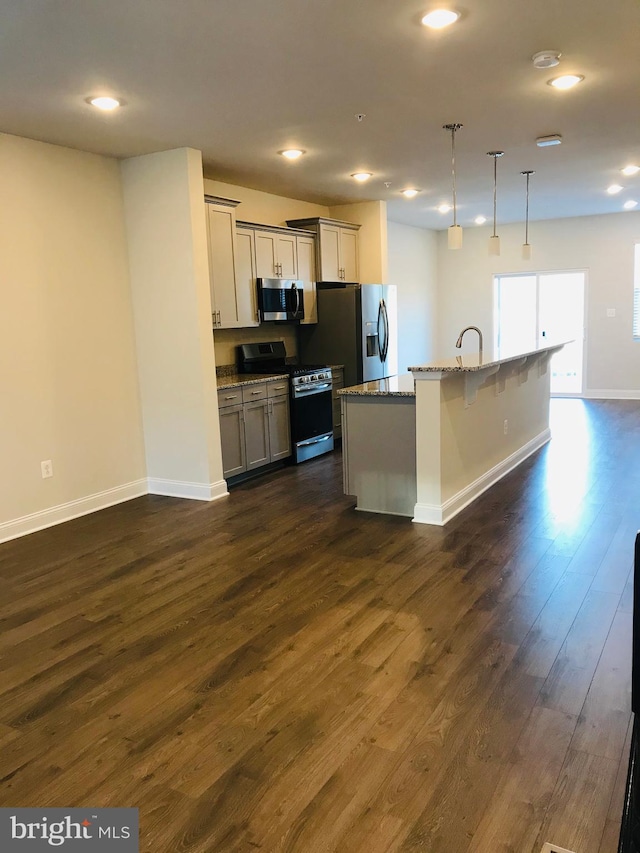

{"left": 242, "top": 383, "right": 267, "bottom": 403}
{"left": 267, "top": 380, "right": 290, "bottom": 398}
{"left": 217, "top": 388, "right": 243, "bottom": 408}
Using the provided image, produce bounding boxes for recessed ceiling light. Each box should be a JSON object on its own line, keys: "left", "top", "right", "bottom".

{"left": 536, "top": 134, "right": 562, "bottom": 147}
{"left": 548, "top": 74, "right": 584, "bottom": 90}
{"left": 87, "top": 96, "right": 122, "bottom": 111}
{"left": 401, "top": 188, "right": 420, "bottom": 198}
{"left": 351, "top": 172, "right": 372, "bottom": 182}
{"left": 280, "top": 149, "right": 305, "bottom": 160}
{"left": 437, "top": 203, "right": 452, "bottom": 214}
{"left": 624, "top": 199, "right": 638, "bottom": 210}
{"left": 421, "top": 9, "right": 460, "bottom": 29}
{"left": 607, "top": 184, "right": 624, "bottom": 195}
{"left": 474, "top": 215, "right": 487, "bottom": 225}
{"left": 622, "top": 165, "right": 640, "bottom": 176}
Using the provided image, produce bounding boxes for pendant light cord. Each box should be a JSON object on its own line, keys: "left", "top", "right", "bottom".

{"left": 451, "top": 127, "right": 457, "bottom": 227}
{"left": 487, "top": 151, "right": 504, "bottom": 238}
{"left": 492, "top": 155, "right": 497, "bottom": 238}
{"left": 444, "top": 124, "right": 463, "bottom": 229}
{"left": 521, "top": 170, "right": 535, "bottom": 245}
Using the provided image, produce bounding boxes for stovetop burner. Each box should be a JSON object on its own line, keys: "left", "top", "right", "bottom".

{"left": 238, "top": 341, "right": 329, "bottom": 378}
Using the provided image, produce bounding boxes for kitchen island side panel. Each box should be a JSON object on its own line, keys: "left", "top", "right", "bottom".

{"left": 342, "top": 394, "right": 416, "bottom": 516}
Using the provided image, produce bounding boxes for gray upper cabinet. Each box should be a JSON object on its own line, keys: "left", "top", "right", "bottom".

{"left": 236, "top": 221, "right": 318, "bottom": 326}
{"left": 206, "top": 196, "right": 259, "bottom": 329}
{"left": 286, "top": 217, "right": 360, "bottom": 283}
{"left": 295, "top": 234, "right": 317, "bottom": 325}
{"left": 235, "top": 226, "right": 260, "bottom": 327}
{"left": 254, "top": 228, "right": 297, "bottom": 279}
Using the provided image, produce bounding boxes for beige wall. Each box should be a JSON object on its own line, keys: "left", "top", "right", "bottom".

{"left": 122, "top": 149, "right": 226, "bottom": 500}
{"left": 213, "top": 326, "right": 298, "bottom": 367}
{"left": 0, "top": 134, "right": 146, "bottom": 541}
{"left": 387, "top": 220, "right": 438, "bottom": 372}
{"left": 436, "top": 212, "right": 640, "bottom": 396}
{"left": 203, "top": 179, "right": 330, "bottom": 227}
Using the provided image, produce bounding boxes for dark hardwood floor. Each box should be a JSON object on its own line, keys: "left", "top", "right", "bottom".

{"left": 1, "top": 398, "right": 639, "bottom": 852}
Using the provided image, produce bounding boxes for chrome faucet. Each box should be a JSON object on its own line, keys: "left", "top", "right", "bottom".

{"left": 456, "top": 326, "right": 483, "bottom": 354}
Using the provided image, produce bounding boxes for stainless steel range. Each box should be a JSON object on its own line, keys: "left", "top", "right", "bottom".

{"left": 238, "top": 341, "right": 334, "bottom": 464}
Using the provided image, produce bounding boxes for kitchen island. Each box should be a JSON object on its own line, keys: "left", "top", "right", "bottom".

{"left": 339, "top": 341, "right": 567, "bottom": 525}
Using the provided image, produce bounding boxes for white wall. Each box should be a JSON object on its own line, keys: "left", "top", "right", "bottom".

{"left": 121, "top": 149, "right": 226, "bottom": 501}
{"left": 0, "top": 134, "right": 147, "bottom": 542}
{"left": 436, "top": 212, "right": 640, "bottom": 397}
{"left": 387, "top": 220, "right": 438, "bottom": 373}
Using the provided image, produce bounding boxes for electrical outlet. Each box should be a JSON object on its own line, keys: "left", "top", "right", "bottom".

{"left": 606, "top": 307, "right": 616, "bottom": 318}
{"left": 503, "top": 419, "right": 508, "bottom": 435}
{"left": 41, "top": 460, "right": 53, "bottom": 479}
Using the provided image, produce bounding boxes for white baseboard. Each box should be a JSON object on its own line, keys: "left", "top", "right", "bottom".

{"left": 413, "top": 428, "right": 551, "bottom": 526}
{"left": 147, "top": 477, "right": 229, "bottom": 502}
{"left": 585, "top": 389, "right": 640, "bottom": 400}
{"left": 0, "top": 479, "right": 148, "bottom": 545}
{"left": 0, "top": 476, "right": 230, "bottom": 545}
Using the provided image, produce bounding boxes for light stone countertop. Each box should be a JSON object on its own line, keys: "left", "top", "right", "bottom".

{"left": 216, "top": 373, "right": 287, "bottom": 390}
{"left": 338, "top": 374, "right": 415, "bottom": 397}
{"left": 409, "top": 339, "right": 570, "bottom": 374}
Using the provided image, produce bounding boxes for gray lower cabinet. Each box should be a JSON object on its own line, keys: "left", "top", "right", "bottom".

{"left": 218, "top": 403, "right": 246, "bottom": 478}
{"left": 268, "top": 392, "right": 291, "bottom": 461}
{"left": 217, "top": 381, "right": 291, "bottom": 479}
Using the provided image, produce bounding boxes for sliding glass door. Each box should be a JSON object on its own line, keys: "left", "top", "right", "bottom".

{"left": 494, "top": 271, "right": 586, "bottom": 395}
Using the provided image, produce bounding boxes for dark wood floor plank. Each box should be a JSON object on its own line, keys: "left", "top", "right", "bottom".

{"left": 0, "top": 398, "right": 637, "bottom": 851}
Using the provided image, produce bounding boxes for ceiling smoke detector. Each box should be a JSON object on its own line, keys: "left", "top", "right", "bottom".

{"left": 532, "top": 51, "right": 561, "bottom": 69}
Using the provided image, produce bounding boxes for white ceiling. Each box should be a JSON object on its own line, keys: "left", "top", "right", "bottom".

{"left": 2, "top": 0, "right": 639, "bottom": 230}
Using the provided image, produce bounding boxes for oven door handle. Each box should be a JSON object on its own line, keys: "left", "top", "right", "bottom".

{"left": 295, "top": 382, "right": 332, "bottom": 393}
{"left": 297, "top": 434, "right": 333, "bottom": 447}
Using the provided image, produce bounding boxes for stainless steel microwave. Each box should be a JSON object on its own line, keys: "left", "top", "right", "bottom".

{"left": 257, "top": 278, "right": 305, "bottom": 322}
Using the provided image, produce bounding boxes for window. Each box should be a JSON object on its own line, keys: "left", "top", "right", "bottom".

{"left": 634, "top": 244, "right": 640, "bottom": 341}
{"left": 494, "top": 271, "right": 586, "bottom": 395}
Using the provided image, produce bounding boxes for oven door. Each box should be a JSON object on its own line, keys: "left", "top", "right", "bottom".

{"left": 290, "top": 386, "right": 334, "bottom": 463}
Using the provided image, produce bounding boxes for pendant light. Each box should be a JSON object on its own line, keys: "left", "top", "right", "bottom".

{"left": 443, "top": 123, "right": 463, "bottom": 249}
{"left": 487, "top": 151, "right": 504, "bottom": 255}
{"left": 521, "top": 170, "right": 535, "bottom": 259}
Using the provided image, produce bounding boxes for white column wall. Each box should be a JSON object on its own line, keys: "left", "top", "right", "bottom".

{"left": 121, "top": 148, "right": 226, "bottom": 500}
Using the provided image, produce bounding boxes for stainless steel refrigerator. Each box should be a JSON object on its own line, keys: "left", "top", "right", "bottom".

{"left": 298, "top": 283, "right": 398, "bottom": 387}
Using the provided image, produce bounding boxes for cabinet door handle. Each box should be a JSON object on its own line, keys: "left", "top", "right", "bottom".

{"left": 224, "top": 394, "right": 239, "bottom": 400}
{"left": 251, "top": 390, "right": 262, "bottom": 395}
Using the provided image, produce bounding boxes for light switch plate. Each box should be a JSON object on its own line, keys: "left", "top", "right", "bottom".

{"left": 607, "top": 307, "right": 616, "bottom": 317}
{"left": 540, "top": 843, "right": 577, "bottom": 853}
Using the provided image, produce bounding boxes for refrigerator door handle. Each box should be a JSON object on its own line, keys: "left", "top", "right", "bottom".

{"left": 381, "top": 298, "right": 389, "bottom": 363}
{"left": 377, "top": 300, "right": 384, "bottom": 363}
